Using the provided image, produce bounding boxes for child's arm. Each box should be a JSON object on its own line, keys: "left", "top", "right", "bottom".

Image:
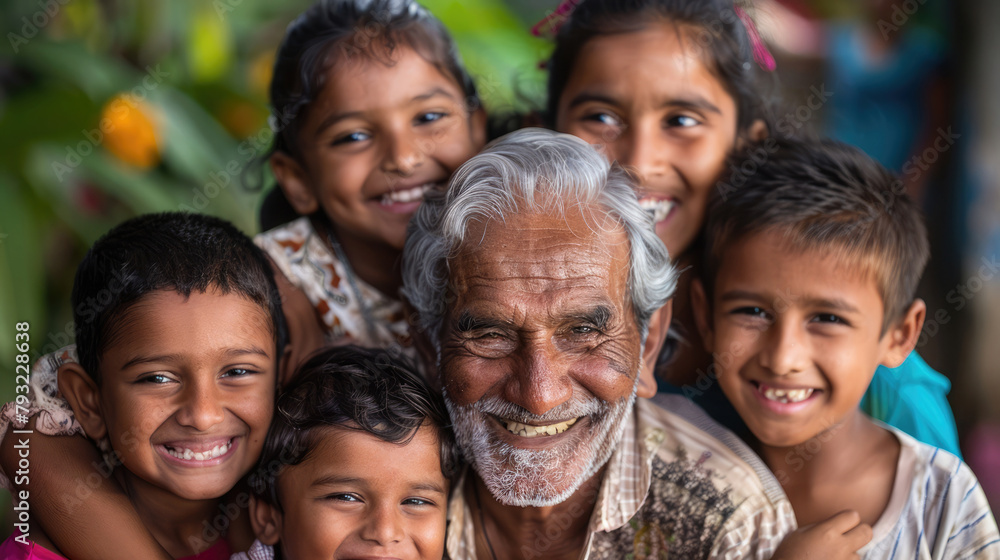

{"left": 770, "top": 511, "right": 872, "bottom": 560}
{"left": 0, "top": 422, "right": 172, "bottom": 560}
{"left": 271, "top": 261, "right": 326, "bottom": 384}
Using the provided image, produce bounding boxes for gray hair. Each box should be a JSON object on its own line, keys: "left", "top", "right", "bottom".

{"left": 402, "top": 128, "right": 678, "bottom": 347}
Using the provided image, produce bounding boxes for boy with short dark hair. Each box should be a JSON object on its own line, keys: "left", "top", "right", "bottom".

{"left": 240, "top": 345, "right": 458, "bottom": 560}
{"left": 691, "top": 138, "right": 999, "bottom": 558}
{"left": 0, "top": 212, "right": 288, "bottom": 559}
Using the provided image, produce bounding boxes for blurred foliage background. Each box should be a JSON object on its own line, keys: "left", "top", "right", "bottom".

{"left": 0, "top": 0, "right": 552, "bottom": 532}
{"left": 0, "top": 0, "right": 551, "bottom": 380}
{"left": 1, "top": 0, "right": 999, "bottom": 529}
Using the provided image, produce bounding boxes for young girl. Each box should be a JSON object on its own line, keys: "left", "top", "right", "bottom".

{"left": 0, "top": 1, "right": 485, "bottom": 556}
{"left": 254, "top": 0, "right": 487, "bottom": 375}
{"left": 543, "top": 0, "right": 961, "bottom": 457}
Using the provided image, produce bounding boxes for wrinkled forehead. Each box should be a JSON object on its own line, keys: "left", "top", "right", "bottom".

{"left": 449, "top": 211, "right": 633, "bottom": 313}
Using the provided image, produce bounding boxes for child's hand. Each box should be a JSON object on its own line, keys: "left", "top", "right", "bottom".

{"left": 771, "top": 510, "right": 873, "bottom": 560}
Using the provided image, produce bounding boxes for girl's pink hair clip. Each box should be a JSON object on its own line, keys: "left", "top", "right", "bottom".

{"left": 735, "top": 5, "right": 776, "bottom": 72}
{"left": 531, "top": 0, "right": 582, "bottom": 38}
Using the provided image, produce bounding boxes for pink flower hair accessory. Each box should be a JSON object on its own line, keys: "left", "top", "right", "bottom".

{"left": 735, "top": 5, "right": 776, "bottom": 72}
{"left": 531, "top": 0, "right": 583, "bottom": 39}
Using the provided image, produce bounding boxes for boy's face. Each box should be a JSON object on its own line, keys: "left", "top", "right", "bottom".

{"left": 254, "top": 424, "right": 448, "bottom": 560}
{"left": 96, "top": 289, "right": 276, "bottom": 500}
{"left": 699, "top": 230, "right": 907, "bottom": 448}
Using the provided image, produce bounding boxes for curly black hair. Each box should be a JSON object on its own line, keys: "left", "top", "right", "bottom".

{"left": 248, "top": 345, "right": 459, "bottom": 510}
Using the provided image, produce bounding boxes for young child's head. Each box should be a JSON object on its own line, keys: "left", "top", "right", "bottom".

{"left": 268, "top": 0, "right": 487, "bottom": 252}
{"left": 693, "top": 138, "right": 929, "bottom": 448}
{"left": 249, "top": 345, "right": 457, "bottom": 560}
{"left": 547, "top": 0, "right": 775, "bottom": 256}
{"left": 61, "top": 212, "right": 286, "bottom": 502}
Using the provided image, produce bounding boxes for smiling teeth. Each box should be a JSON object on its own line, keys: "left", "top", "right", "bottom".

{"left": 381, "top": 183, "right": 434, "bottom": 205}
{"left": 761, "top": 387, "right": 814, "bottom": 404}
{"left": 639, "top": 198, "right": 677, "bottom": 224}
{"left": 503, "top": 418, "right": 578, "bottom": 438}
{"left": 165, "top": 439, "right": 233, "bottom": 461}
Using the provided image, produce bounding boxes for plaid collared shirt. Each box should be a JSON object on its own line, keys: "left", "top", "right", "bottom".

{"left": 446, "top": 394, "right": 796, "bottom": 560}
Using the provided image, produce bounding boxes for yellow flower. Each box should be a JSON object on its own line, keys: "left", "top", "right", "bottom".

{"left": 248, "top": 50, "right": 275, "bottom": 97}
{"left": 100, "top": 94, "right": 160, "bottom": 169}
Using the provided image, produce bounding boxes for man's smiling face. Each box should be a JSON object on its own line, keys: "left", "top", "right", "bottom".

{"left": 439, "top": 208, "right": 641, "bottom": 507}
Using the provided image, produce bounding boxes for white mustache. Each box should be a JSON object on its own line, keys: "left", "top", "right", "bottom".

{"left": 472, "top": 394, "right": 607, "bottom": 425}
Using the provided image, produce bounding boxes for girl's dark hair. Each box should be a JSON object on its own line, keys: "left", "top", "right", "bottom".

{"left": 71, "top": 212, "right": 288, "bottom": 383}
{"left": 249, "top": 345, "right": 459, "bottom": 510}
{"left": 545, "top": 0, "right": 776, "bottom": 138}
{"left": 269, "top": 0, "right": 480, "bottom": 158}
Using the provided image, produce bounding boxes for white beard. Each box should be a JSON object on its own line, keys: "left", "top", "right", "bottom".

{"left": 445, "top": 385, "right": 637, "bottom": 507}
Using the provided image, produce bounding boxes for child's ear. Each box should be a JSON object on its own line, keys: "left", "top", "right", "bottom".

{"left": 57, "top": 362, "right": 107, "bottom": 441}
{"left": 690, "top": 279, "right": 715, "bottom": 352}
{"left": 637, "top": 301, "right": 673, "bottom": 398}
{"left": 880, "top": 298, "right": 926, "bottom": 368}
{"left": 249, "top": 495, "right": 282, "bottom": 546}
{"left": 470, "top": 106, "right": 487, "bottom": 149}
{"left": 747, "top": 118, "right": 769, "bottom": 142}
{"left": 270, "top": 151, "right": 318, "bottom": 215}
{"left": 278, "top": 342, "right": 295, "bottom": 389}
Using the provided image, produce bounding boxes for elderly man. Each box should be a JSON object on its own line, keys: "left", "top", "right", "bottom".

{"left": 403, "top": 129, "right": 795, "bottom": 560}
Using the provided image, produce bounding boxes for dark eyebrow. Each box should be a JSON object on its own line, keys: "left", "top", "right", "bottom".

{"left": 311, "top": 475, "right": 363, "bottom": 488}
{"left": 720, "top": 290, "right": 860, "bottom": 315}
{"left": 455, "top": 311, "right": 506, "bottom": 333}
{"left": 412, "top": 86, "right": 457, "bottom": 103}
{"left": 314, "top": 87, "right": 458, "bottom": 136}
{"left": 661, "top": 96, "right": 721, "bottom": 115}
{"left": 566, "top": 92, "right": 621, "bottom": 111}
{"left": 121, "top": 346, "right": 271, "bottom": 370}
{"left": 311, "top": 475, "right": 446, "bottom": 496}
{"left": 801, "top": 297, "right": 861, "bottom": 315}
{"left": 566, "top": 91, "right": 721, "bottom": 115}
{"left": 719, "top": 289, "right": 766, "bottom": 304}
{"left": 410, "top": 481, "right": 448, "bottom": 495}
{"left": 315, "top": 110, "right": 364, "bottom": 136}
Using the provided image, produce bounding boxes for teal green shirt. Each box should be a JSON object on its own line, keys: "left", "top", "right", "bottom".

{"left": 861, "top": 352, "right": 961, "bottom": 457}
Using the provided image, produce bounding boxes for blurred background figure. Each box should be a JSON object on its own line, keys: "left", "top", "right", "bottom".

{"left": 0, "top": 0, "right": 997, "bottom": 526}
